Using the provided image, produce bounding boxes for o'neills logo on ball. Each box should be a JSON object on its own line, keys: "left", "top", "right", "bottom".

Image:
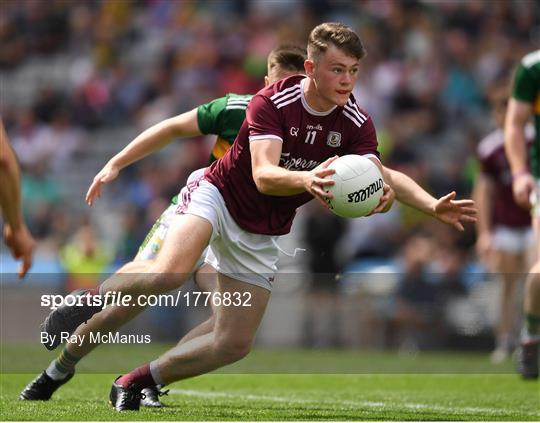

{"left": 347, "top": 178, "right": 383, "bottom": 203}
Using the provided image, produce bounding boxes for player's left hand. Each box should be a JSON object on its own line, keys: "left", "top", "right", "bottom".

{"left": 431, "top": 191, "right": 477, "bottom": 231}
{"left": 3, "top": 223, "right": 35, "bottom": 278}
{"left": 368, "top": 183, "right": 395, "bottom": 215}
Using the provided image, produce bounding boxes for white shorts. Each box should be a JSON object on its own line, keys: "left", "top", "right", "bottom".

{"left": 136, "top": 168, "right": 208, "bottom": 272}
{"left": 491, "top": 226, "right": 534, "bottom": 254}
{"left": 179, "top": 177, "right": 279, "bottom": 291}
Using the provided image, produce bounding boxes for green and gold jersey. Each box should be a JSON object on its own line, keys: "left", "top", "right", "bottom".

{"left": 197, "top": 93, "right": 253, "bottom": 163}
{"left": 142, "top": 93, "right": 254, "bottom": 253}
{"left": 169, "top": 93, "right": 253, "bottom": 206}
{"left": 512, "top": 50, "right": 540, "bottom": 176}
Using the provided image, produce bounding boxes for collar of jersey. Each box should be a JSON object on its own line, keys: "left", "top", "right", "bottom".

{"left": 300, "top": 77, "right": 338, "bottom": 116}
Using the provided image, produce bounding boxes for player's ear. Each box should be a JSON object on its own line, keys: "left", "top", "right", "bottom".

{"left": 304, "top": 59, "right": 315, "bottom": 77}
{"left": 264, "top": 75, "right": 270, "bottom": 87}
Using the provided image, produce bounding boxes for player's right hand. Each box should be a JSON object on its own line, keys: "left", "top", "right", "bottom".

{"left": 512, "top": 172, "right": 535, "bottom": 210}
{"left": 4, "top": 223, "right": 35, "bottom": 278}
{"left": 304, "top": 156, "right": 338, "bottom": 208}
{"left": 86, "top": 162, "right": 120, "bottom": 206}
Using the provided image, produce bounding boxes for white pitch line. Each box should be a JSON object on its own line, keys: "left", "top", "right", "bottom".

{"left": 170, "top": 389, "right": 538, "bottom": 418}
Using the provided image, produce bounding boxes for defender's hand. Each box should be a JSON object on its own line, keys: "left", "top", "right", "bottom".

{"left": 86, "top": 162, "right": 121, "bottom": 206}
{"left": 432, "top": 191, "right": 477, "bottom": 232}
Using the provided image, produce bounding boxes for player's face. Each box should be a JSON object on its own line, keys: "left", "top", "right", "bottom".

{"left": 307, "top": 45, "right": 360, "bottom": 109}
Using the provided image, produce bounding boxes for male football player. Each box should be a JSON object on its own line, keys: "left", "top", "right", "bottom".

{"left": 474, "top": 87, "right": 533, "bottom": 363}
{"left": 38, "top": 23, "right": 477, "bottom": 411}
{"left": 20, "top": 45, "right": 308, "bottom": 406}
{"left": 504, "top": 49, "right": 540, "bottom": 379}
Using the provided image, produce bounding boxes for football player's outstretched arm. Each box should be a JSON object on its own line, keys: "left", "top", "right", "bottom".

{"left": 249, "top": 138, "right": 337, "bottom": 206}
{"left": 382, "top": 166, "right": 477, "bottom": 231}
{"left": 505, "top": 99, "right": 534, "bottom": 209}
{"left": 0, "top": 121, "right": 35, "bottom": 277}
{"left": 86, "top": 109, "right": 201, "bottom": 205}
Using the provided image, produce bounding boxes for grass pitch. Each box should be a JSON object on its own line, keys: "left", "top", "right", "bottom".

{"left": 1, "top": 348, "right": 538, "bottom": 421}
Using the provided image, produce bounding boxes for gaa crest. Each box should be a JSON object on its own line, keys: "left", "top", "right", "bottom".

{"left": 327, "top": 131, "right": 341, "bottom": 147}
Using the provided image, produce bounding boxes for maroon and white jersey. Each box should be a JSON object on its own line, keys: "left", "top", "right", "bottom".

{"left": 477, "top": 126, "right": 534, "bottom": 228}
{"left": 205, "top": 75, "right": 380, "bottom": 235}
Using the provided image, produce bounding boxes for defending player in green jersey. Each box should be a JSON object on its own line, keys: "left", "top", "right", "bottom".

{"left": 504, "top": 49, "right": 540, "bottom": 379}
{"left": 137, "top": 92, "right": 254, "bottom": 259}
{"left": 200, "top": 93, "right": 253, "bottom": 162}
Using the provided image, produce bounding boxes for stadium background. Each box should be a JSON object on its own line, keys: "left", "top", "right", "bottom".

{"left": 1, "top": 0, "right": 539, "bottom": 361}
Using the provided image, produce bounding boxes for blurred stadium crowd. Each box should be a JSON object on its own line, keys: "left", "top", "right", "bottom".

{"left": 1, "top": 0, "right": 539, "bottom": 350}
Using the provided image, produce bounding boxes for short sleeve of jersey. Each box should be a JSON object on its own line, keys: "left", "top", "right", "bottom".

{"left": 197, "top": 97, "right": 227, "bottom": 135}
{"left": 246, "top": 95, "right": 284, "bottom": 142}
{"left": 347, "top": 116, "right": 380, "bottom": 159}
{"left": 512, "top": 63, "right": 536, "bottom": 103}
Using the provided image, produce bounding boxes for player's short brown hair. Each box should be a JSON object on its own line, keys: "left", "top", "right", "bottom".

{"left": 308, "top": 22, "right": 366, "bottom": 62}
{"left": 268, "top": 44, "right": 307, "bottom": 73}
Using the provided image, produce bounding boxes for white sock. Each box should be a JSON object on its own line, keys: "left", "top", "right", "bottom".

{"left": 45, "top": 359, "right": 71, "bottom": 381}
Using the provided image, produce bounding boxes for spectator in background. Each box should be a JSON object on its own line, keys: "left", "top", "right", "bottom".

{"left": 441, "top": 29, "right": 484, "bottom": 117}
{"left": 11, "top": 109, "right": 56, "bottom": 170}
{"left": 473, "top": 86, "right": 533, "bottom": 363}
{"left": 302, "top": 201, "right": 346, "bottom": 348}
{"left": 33, "top": 87, "right": 65, "bottom": 123}
{"left": 48, "top": 108, "right": 84, "bottom": 170}
{"left": 435, "top": 243, "right": 468, "bottom": 306}
{"left": 390, "top": 235, "right": 439, "bottom": 351}
{"left": 0, "top": 119, "right": 35, "bottom": 278}
{"left": 18, "top": 150, "right": 62, "bottom": 241}
{"left": 11, "top": 106, "right": 82, "bottom": 173}
{"left": 113, "top": 208, "right": 146, "bottom": 266}
{"left": 59, "top": 221, "right": 113, "bottom": 293}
